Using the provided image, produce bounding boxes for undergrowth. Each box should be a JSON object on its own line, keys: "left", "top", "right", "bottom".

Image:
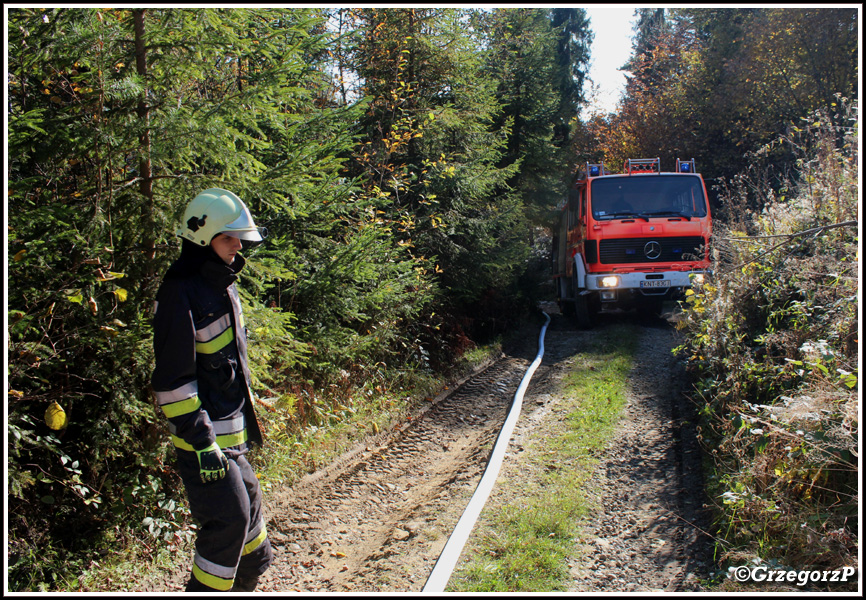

{"left": 675, "top": 100, "right": 859, "bottom": 589}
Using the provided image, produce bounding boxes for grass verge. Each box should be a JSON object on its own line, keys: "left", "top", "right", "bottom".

{"left": 448, "top": 323, "right": 640, "bottom": 592}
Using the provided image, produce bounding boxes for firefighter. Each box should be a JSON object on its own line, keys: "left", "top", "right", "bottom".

{"left": 151, "top": 188, "right": 273, "bottom": 592}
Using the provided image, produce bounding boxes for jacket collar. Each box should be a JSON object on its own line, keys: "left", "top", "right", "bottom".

{"left": 200, "top": 253, "right": 245, "bottom": 290}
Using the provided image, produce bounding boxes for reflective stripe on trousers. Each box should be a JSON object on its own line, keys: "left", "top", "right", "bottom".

{"left": 176, "top": 451, "right": 273, "bottom": 591}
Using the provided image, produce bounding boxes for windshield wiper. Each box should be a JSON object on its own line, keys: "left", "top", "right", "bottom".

{"left": 641, "top": 211, "right": 692, "bottom": 221}
{"left": 606, "top": 211, "right": 650, "bottom": 222}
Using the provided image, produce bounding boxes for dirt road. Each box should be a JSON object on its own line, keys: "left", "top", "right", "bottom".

{"left": 466, "top": 308, "right": 712, "bottom": 592}
{"left": 148, "top": 307, "right": 713, "bottom": 592}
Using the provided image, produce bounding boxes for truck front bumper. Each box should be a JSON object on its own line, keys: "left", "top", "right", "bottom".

{"left": 585, "top": 270, "right": 709, "bottom": 301}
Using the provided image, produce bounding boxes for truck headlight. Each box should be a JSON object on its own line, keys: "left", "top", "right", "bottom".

{"left": 599, "top": 276, "right": 620, "bottom": 288}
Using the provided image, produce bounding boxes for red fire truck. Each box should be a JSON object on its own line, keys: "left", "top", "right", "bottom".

{"left": 552, "top": 157, "right": 712, "bottom": 327}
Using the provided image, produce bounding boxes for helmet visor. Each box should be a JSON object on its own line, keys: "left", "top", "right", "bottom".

{"left": 222, "top": 227, "right": 266, "bottom": 242}
{"left": 220, "top": 204, "right": 265, "bottom": 241}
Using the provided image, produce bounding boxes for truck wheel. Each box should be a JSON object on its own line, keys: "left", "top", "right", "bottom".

{"left": 559, "top": 276, "right": 575, "bottom": 316}
{"left": 588, "top": 294, "right": 602, "bottom": 316}
{"left": 575, "top": 293, "right": 593, "bottom": 329}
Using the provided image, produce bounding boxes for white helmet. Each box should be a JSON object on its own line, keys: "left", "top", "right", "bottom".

{"left": 177, "top": 188, "right": 265, "bottom": 246}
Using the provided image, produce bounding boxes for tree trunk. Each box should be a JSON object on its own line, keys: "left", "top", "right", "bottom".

{"left": 133, "top": 9, "right": 155, "bottom": 263}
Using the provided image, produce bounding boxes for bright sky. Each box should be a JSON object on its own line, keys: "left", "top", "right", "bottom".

{"left": 583, "top": 5, "right": 639, "bottom": 116}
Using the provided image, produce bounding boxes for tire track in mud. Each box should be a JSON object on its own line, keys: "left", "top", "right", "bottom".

{"left": 562, "top": 314, "right": 712, "bottom": 592}
{"left": 260, "top": 355, "right": 540, "bottom": 592}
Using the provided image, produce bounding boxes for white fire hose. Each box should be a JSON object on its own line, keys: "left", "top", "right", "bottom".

{"left": 423, "top": 311, "right": 551, "bottom": 593}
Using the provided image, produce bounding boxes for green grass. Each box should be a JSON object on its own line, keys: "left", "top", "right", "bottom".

{"left": 449, "top": 323, "right": 640, "bottom": 592}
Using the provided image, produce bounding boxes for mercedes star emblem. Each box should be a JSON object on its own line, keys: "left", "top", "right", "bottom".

{"left": 644, "top": 241, "right": 662, "bottom": 260}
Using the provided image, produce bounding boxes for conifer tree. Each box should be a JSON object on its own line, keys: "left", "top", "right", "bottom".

{"left": 483, "top": 8, "right": 592, "bottom": 223}
{"left": 6, "top": 7, "right": 361, "bottom": 587}
{"left": 349, "top": 8, "right": 531, "bottom": 347}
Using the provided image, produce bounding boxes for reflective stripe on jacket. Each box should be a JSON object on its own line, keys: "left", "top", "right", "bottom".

{"left": 151, "top": 252, "right": 263, "bottom": 452}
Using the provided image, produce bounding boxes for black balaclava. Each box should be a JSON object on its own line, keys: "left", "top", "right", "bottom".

{"left": 165, "top": 238, "right": 244, "bottom": 283}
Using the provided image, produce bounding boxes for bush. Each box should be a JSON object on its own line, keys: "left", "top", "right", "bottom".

{"left": 675, "top": 100, "right": 858, "bottom": 584}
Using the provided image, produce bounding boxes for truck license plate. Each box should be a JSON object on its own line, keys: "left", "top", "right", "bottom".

{"left": 640, "top": 280, "right": 671, "bottom": 288}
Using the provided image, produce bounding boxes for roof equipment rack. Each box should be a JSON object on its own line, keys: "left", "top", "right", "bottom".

{"left": 623, "top": 157, "right": 660, "bottom": 175}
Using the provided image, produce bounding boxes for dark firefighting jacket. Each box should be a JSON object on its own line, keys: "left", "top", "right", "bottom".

{"left": 151, "top": 248, "right": 263, "bottom": 454}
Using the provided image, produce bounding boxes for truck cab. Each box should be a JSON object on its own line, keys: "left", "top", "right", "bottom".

{"left": 552, "top": 158, "right": 712, "bottom": 327}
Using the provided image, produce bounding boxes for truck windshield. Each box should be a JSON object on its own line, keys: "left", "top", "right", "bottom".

{"left": 590, "top": 175, "right": 708, "bottom": 220}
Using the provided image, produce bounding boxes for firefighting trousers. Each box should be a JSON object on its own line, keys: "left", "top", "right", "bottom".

{"left": 175, "top": 450, "right": 273, "bottom": 592}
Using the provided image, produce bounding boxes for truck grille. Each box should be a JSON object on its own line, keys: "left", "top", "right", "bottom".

{"left": 599, "top": 236, "right": 705, "bottom": 264}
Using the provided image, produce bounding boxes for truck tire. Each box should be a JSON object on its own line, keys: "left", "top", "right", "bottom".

{"left": 574, "top": 287, "right": 599, "bottom": 330}
{"left": 575, "top": 293, "right": 592, "bottom": 329}
{"left": 559, "top": 275, "right": 575, "bottom": 316}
